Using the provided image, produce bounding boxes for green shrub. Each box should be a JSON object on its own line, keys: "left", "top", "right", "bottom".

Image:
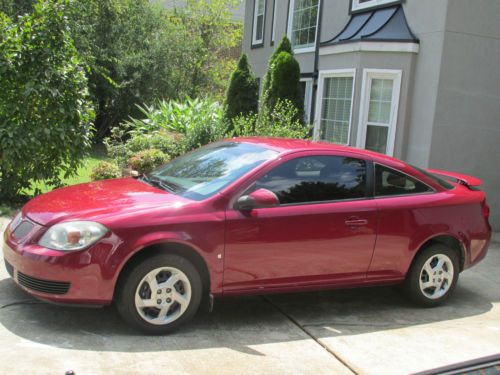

{"left": 262, "top": 36, "right": 292, "bottom": 96}
{"left": 0, "top": 1, "right": 94, "bottom": 200}
{"left": 263, "top": 51, "right": 304, "bottom": 122}
{"left": 122, "top": 98, "right": 228, "bottom": 151}
{"left": 128, "top": 149, "right": 168, "bottom": 174}
{"left": 90, "top": 161, "right": 121, "bottom": 181}
{"left": 233, "top": 100, "right": 311, "bottom": 139}
{"left": 224, "top": 54, "right": 259, "bottom": 123}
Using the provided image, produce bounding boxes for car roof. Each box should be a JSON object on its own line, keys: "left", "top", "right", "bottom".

{"left": 228, "top": 137, "right": 406, "bottom": 167}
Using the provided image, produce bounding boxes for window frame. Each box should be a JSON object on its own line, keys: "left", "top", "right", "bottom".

{"left": 314, "top": 69, "right": 357, "bottom": 145}
{"left": 300, "top": 77, "right": 313, "bottom": 123}
{"left": 287, "top": 0, "right": 321, "bottom": 54}
{"left": 252, "top": 0, "right": 267, "bottom": 48}
{"left": 356, "top": 68, "right": 402, "bottom": 156}
{"left": 373, "top": 163, "right": 435, "bottom": 199}
{"left": 233, "top": 152, "right": 374, "bottom": 209}
{"left": 270, "top": 0, "right": 277, "bottom": 45}
{"left": 350, "top": 0, "right": 401, "bottom": 14}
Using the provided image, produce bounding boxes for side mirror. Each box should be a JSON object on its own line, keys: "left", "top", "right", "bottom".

{"left": 236, "top": 188, "right": 279, "bottom": 211}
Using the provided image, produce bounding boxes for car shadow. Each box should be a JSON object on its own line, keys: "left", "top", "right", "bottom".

{"left": 0, "top": 276, "right": 494, "bottom": 355}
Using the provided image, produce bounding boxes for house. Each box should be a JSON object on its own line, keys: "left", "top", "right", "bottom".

{"left": 243, "top": 0, "right": 500, "bottom": 231}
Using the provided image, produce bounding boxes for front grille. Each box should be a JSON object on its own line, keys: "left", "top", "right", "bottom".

{"left": 17, "top": 271, "right": 70, "bottom": 295}
{"left": 4, "top": 260, "right": 14, "bottom": 278}
{"left": 12, "top": 220, "right": 34, "bottom": 240}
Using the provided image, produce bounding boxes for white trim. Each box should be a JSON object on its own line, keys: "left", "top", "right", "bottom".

{"left": 271, "top": 0, "right": 277, "bottom": 43}
{"left": 313, "top": 69, "right": 357, "bottom": 145}
{"left": 287, "top": 0, "right": 321, "bottom": 53}
{"left": 351, "top": 0, "right": 400, "bottom": 12}
{"left": 300, "top": 77, "right": 313, "bottom": 123}
{"left": 320, "top": 41, "right": 419, "bottom": 56}
{"left": 356, "top": 69, "right": 402, "bottom": 157}
{"left": 252, "top": 0, "right": 266, "bottom": 46}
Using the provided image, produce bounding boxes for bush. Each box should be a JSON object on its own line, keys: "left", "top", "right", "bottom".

{"left": 224, "top": 54, "right": 259, "bottom": 123}
{"left": 128, "top": 149, "right": 168, "bottom": 174}
{"left": 261, "top": 36, "right": 292, "bottom": 97}
{"left": 90, "top": 161, "right": 121, "bottom": 181}
{"left": 122, "top": 98, "right": 228, "bottom": 151}
{"left": 105, "top": 130, "right": 184, "bottom": 168}
{"left": 233, "top": 100, "right": 311, "bottom": 139}
{"left": 0, "top": 1, "right": 94, "bottom": 200}
{"left": 263, "top": 51, "right": 304, "bottom": 122}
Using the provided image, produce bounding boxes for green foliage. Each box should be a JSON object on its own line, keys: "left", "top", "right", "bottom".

{"left": 0, "top": 1, "right": 94, "bottom": 200}
{"left": 105, "top": 129, "right": 184, "bottom": 168}
{"left": 123, "top": 98, "right": 228, "bottom": 151}
{"left": 262, "top": 36, "right": 293, "bottom": 97}
{"left": 0, "top": 0, "right": 35, "bottom": 18}
{"left": 90, "top": 161, "right": 121, "bottom": 181}
{"left": 263, "top": 51, "right": 304, "bottom": 122}
{"left": 128, "top": 149, "right": 168, "bottom": 174}
{"left": 224, "top": 54, "right": 259, "bottom": 124}
{"left": 233, "top": 100, "right": 311, "bottom": 139}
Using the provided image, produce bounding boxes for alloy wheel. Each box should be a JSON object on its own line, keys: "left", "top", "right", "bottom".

{"left": 419, "top": 254, "right": 455, "bottom": 300}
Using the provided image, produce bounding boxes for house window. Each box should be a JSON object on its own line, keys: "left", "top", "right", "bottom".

{"left": 300, "top": 78, "right": 313, "bottom": 123}
{"left": 252, "top": 0, "right": 266, "bottom": 46}
{"left": 315, "top": 70, "right": 356, "bottom": 145}
{"left": 288, "top": 0, "right": 320, "bottom": 52}
{"left": 351, "top": 0, "right": 400, "bottom": 13}
{"left": 356, "top": 69, "right": 402, "bottom": 156}
{"left": 271, "top": 0, "right": 277, "bottom": 44}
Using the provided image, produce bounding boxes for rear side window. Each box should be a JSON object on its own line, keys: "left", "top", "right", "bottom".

{"left": 411, "top": 165, "right": 454, "bottom": 190}
{"left": 375, "top": 164, "right": 432, "bottom": 197}
{"left": 256, "top": 155, "right": 367, "bottom": 205}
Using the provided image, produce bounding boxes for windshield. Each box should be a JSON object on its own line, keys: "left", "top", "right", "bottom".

{"left": 145, "top": 142, "right": 278, "bottom": 200}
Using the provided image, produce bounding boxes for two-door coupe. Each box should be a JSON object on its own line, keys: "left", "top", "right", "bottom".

{"left": 2, "top": 138, "right": 491, "bottom": 333}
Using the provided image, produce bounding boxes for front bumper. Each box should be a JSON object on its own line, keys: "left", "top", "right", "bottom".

{"left": 2, "top": 228, "right": 116, "bottom": 305}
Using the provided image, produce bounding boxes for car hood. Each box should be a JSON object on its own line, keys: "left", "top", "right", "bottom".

{"left": 23, "top": 178, "right": 190, "bottom": 226}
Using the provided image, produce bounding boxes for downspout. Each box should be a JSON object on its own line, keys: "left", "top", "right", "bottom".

{"left": 309, "top": 0, "right": 324, "bottom": 137}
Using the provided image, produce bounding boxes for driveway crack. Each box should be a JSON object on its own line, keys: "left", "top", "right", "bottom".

{"left": 262, "top": 296, "right": 358, "bottom": 375}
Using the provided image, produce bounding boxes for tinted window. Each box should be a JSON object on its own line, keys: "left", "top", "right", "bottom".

{"left": 375, "top": 165, "right": 432, "bottom": 197}
{"left": 255, "top": 156, "right": 367, "bottom": 205}
{"left": 411, "top": 165, "right": 454, "bottom": 190}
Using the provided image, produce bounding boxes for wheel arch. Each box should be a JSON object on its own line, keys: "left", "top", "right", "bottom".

{"left": 412, "top": 234, "right": 466, "bottom": 272}
{"left": 113, "top": 241, "right": 211, "bottom": 302}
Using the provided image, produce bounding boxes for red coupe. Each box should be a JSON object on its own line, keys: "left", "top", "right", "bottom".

{"left": 2, "top": 138, "right": 491, "bottom": 333}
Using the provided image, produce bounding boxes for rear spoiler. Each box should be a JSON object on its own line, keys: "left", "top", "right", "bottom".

{"left": 426, "top": 168, "right": 482, "bottom": 189}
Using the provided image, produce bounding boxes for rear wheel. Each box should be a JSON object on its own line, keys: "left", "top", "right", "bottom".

{"left": 116, "top": 253, "right": 202, "bottom": 334}
{"left": 404, "top": 245, "right": 459, "bottom": 306}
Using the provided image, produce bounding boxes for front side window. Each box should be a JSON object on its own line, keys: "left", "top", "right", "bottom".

{"left": 289, "top": 0, "right": 319, "bottom": 50}
{"left": 319, "top": 74, "right": 355, "bottom": 144}
{"left": 375, "top": 164, "right": 432, "bottom": 197}
{"left": 149, "top": 142, "right": 277, "bottom": 200}
{"left": 255, "top": 155, "right": 367, "bottom": 205}
{"left": 252, "top": 0, "right": 266, "bottom": 46}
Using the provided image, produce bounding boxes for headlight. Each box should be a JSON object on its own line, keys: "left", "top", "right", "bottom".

{"left": 10, "top": 211, "right": 22, "bottom": 231}
{"left": 38, "top": 221, "right": 108, "bottom": 251}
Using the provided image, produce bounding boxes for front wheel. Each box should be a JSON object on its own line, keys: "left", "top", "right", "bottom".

{"left": 404, "top": 245, "right": 459, "bottom": 306}
{"left": 116, "top": 253, "right": 202, "bottom": 334}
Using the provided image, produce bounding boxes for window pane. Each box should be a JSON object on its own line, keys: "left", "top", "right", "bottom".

{"left": 256, "top": 156, "right": 367, "bottom": 205}
{"left": 320, "top": 76, "right": 353, "bottom": 144}
{"left": 365, "top": 125, "right": 388, "bottom": 154}
{"left": 291, "top": 0, "right": 319, "bottom": 49}
{"left": 375, "top": 165, "right": 432, "bottom": 197}
{"left": 368, "top": 79, "right": 393, "bottom": 125}
{"left": 256, "top": 15, "right": 264, "bottom": 40}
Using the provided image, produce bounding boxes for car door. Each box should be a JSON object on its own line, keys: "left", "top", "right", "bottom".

{"left": 223, "top": 152, "right": 378, "bottom": 293}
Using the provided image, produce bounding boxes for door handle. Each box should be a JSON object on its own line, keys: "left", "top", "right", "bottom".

{"left": 345, "top": 218, "right": 368, "bottom": 227}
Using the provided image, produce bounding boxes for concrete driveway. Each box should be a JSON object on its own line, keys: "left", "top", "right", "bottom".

{"left": 1, "top": 216, "right": 499, "bottom": 375}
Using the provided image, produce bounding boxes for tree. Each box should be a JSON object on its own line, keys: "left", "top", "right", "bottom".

{"left": 261, "top": 36, "right": 293, "bottom": 96}
{"left": 0, "top": 0, "right": 94, "bottom": 200}
{"left": 224, "top": 54, "right": 259, "bottom": 124}
{"left": 263, "top": 51, "right": 304, "bottom": 123}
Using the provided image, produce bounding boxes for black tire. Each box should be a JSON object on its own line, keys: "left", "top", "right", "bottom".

{"left": 116, "top": 253, "right": 203, "bottom": 334}
{"left": 403, "top": 244, "right": 460, "bottom": 307}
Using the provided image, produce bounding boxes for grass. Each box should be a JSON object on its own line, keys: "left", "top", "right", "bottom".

{"left": 0, "top": 145, "right": 111, "bottom": 218}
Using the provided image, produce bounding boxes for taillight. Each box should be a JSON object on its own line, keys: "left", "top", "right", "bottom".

{"left": 482, "top": 200, "right": 490, "bottom": 221}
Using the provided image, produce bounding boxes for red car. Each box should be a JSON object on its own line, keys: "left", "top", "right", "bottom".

{"left": 2, "top": 138, "right": 491, "bottom": 333}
